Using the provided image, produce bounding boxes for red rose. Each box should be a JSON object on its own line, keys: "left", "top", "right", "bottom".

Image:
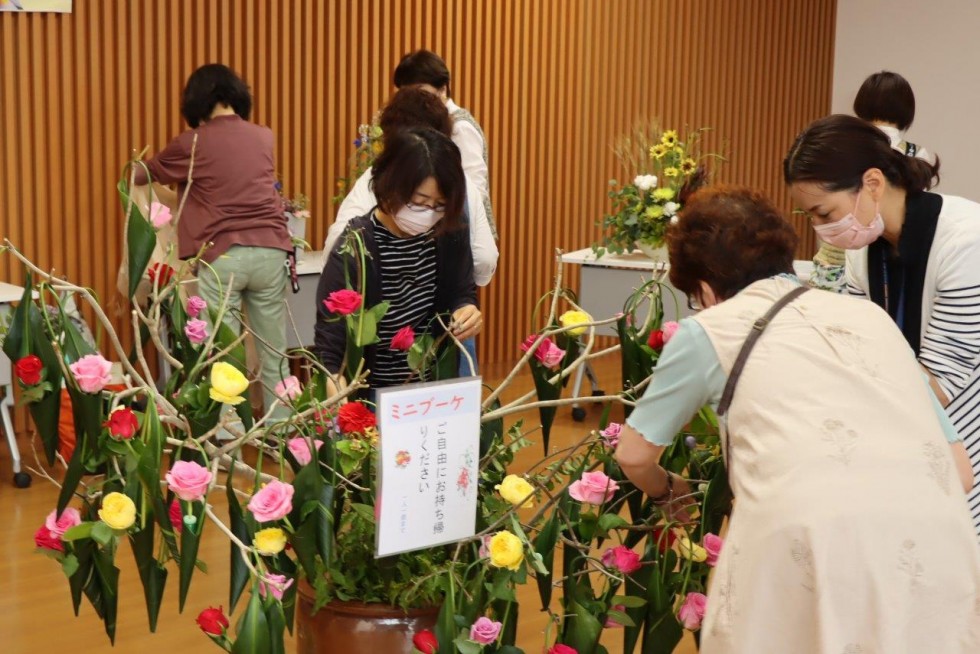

{"left": 390, "top": 325, "right": 416, "bottom": 351}
{"left": 337, "top": 401, "right": 376, "bottom": 435}
{"left": 169, "top": 499, "right": 183, "bottom": 535}
{"left": 549, "top": 645, "right": 578, "bottom": 654}
{"left": 412, "top": 629, "right": 438, "bottom": 654}
{"left": 313, "top": 408, "right": 336, "bottom": 435}
{"left": 34, "top": 525, "right": 65, "bottom": 552}
{"left": 647, "top": 329, "right": 665, "bottom": 351}
{"left": 651, "top": 526, "right": 677, "bottom": 554}
{"left": 15, "top": 354, "right": 43, "bottom": 385}
{"left": 323, "top": 289, "right": 363, "bottom": 315}
{"left": 147, "top": 263, "right": 176, "bottom": 286}
{"left": 104, "top": 407, "right": 139, "bottom": 440}
{"left": 196, "top": 606, "right": 230, "bottom": 636}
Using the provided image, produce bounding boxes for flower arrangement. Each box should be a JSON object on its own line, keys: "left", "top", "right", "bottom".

{"left": 275, "top": 179, "right": 311, "bottom": 247}
{"left": 593, "top": 122, "right": 721, "bottom": 258}
{"left": 7, "top": 152, "right": 733, "bottom": 654}
{"left": 332, "top": 118, "right": 384, "bottom": 204}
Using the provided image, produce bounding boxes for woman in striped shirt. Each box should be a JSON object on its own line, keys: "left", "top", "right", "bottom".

{"left": 785, "top": 114, "right": 980, "bottom": 533}
{"left": 315, "top": 127, "right": 482, "bottom": 389}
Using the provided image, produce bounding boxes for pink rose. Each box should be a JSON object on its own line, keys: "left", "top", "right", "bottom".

{"left": 703, "top": 533, "right": 723, "bottom": 567}
{"left": 478, "top": 534, "right": 493, "bottom": 558}
{"left": 149, "top": 201, "right": 172, "bottom": 228}
{"left": 165, "top": 461, "right": 213, "bottom": 502}
{"left": 247, "top": 480, "right": 294, "bottom": 522}
{"left": 184, "top": 319, "right": 209, "bottom": 345}
{"left": 520, "top": 335, "right": 566, "bottom": 370}
{"left": 258, "top": 573, "right": 294, "bottom": 601}
{"left": 287, "top": 437, "right": 323, "bottom": 466}
{"left": 568, "top": 471, "right": 619, "bottom": 505}
{"left": 677, "top": 592, "right": 708, "bottom": 630}
{"left": 44, "top": 507, "right": 81, "bottom": 539}
{"left": 604, "top": 605, "right": 626, "bottom": 628}
{"left": 274, "top": 375, "right": 302, "bottom": 401}
{"left": 323, "top": 289, "right": 363, "bottom": 315}
{"left": 600, "top": 422, "right": 622, "bottom": 448}
{"left": 390, "top": 325, "right": 416, "bottom": 351}
{"left": 69, "top": 353, "right": 112, "bottom": 393}
{"left": 186, "top": 295, "right": 207, "bottom": 318}
{"left": 601, "top": 545, "right": 642, "bottom": 574}
{"left": 169, "top": 499, "right": 183, "bottom": 534}
{"left": 662, "top": 321, "right": 680, "bottom": 344}
{"left": 34, "top": 525, "right": 64, "bottom": 552}
{"left": 549, "top": 645, "right": 578, "bottom": 654}
{"left": 469, "top": 616, "right": 502, "bottom": 645}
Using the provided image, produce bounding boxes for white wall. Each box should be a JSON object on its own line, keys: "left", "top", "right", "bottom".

{"left": 833, "top": 0, "right": 980, "bottom": 196}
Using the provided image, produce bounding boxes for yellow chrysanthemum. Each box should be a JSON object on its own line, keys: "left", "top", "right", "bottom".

{"left": 661, "top": 130, "right": 679, "bottom": 147}
{"left": 652, "top": 187, "right": 675, "bottom": 201}
{"left": 680, "top": 158, "right": 698, "bottom": 174}
{"left": 644, "top": 205, "right": 665, "bottom": 219}
{"left": 664, "top": 167, "right": 680, "bottom": 178}
{"left": 650, "top": 144, "right": 668, "bottom": 159}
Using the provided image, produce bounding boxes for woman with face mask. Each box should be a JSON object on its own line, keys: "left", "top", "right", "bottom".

{"left": 314, "top": 127, "right": 481, "bottom": 389}
{"left": 616, "top": 186, "right": 980, "bottom": 653}
{"left": 785, "top": 113, "right": 980, "bottom": 533}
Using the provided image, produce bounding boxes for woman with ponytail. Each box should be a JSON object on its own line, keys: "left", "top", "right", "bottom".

{"left": 785, "top": 113, "right": 980, "bottom": 533}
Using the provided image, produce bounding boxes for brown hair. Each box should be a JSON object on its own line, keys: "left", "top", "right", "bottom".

{"left": 783, "top": 114, "right": 939, "bottom": 192}
{"left": 853, "top": 71, "right": 915, "bottom": 131}
{"left": 667, "top": 186, "right": 798, "bottom": 300}
{"left": 379, "top": 87, "right": 454, "bottom": 140}
{"left": 393, "top": 50, "right": 452, "bottom": 97}
{"left": 371, "top": 127, "right": 466, "bottom": 234}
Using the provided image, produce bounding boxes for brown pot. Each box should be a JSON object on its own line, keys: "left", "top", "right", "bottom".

{"left": 296, "top": 579, "right": 440, "bottom": 654}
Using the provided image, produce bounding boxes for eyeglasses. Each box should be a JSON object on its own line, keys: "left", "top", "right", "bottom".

{"left": 686, "top": 294, "right": 704, "bottom": 312}
{"left": 406, "top": 201, "right": 447, "bottom": 214}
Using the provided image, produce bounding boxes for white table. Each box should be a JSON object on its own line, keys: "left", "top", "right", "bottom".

{"left": 286, "top": 250, "right": 325, "bottom": 350}
{"left": 0, "top": 282, "right": 31, "bottom": 486}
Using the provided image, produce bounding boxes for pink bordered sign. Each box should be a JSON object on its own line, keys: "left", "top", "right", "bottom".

{"left": 375, "top": 376, "right": 481, "bottom": 557}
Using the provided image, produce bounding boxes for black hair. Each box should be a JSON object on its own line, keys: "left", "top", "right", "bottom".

{"left": 392, "top": 50, "right": 452, "bottom": 97}
{"left": 853, "top": 71, "right": 916, "bottom": 131}
{"left": 180, "top": 64, "right": 252, "bottom": 128}
{"left": 370, "top": 127, "right": 466, "bottom": 234}
{"left": 379, "top": 87, "right": 454, "bottom": 140}
{"left": 783, "top": 114, "right": 940, "bottom": 192}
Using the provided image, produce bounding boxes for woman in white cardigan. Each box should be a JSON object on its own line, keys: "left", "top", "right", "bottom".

{"left": 323, "top": 88, "right": 497, "bottom": 287}
{"left": 785, "top": 114, "right": 980, "bottom": 533}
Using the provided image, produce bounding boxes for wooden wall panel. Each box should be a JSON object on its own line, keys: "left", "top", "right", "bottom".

{"left": 0, "top": 0, "right": 835, "bottom": 367}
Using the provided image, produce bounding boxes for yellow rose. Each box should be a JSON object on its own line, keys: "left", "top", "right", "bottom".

{"left": 209, "top": 361, "right": 249, "bottom": 405}
{"left": 559, "top": 310, "right": 592, "bottom": 337}
{"left": 652, "top": 187, "right": 675, "bottom": 201}
{"left": 495, "top": 474, "right": 535, "bottom": 508}
{"left": 488, "top": 531, "right": 524, "bottom": 570}
{"left": 253, "top": 527, "right": 288, "bottom": 555}
{"left": 98, "top": 492, "right": 137, "bottom": 530}
{"left": 678, "top": 536, "right": 708, "bottom": 563}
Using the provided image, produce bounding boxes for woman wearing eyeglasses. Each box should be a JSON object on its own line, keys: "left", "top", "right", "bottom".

{"left": 615, "top": 186, "right": 980, "bottom": 653}
{"left": 314, "top": 127, "right": 481, "bottom": 389}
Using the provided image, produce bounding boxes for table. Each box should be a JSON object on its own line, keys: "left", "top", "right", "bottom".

{"left": 286, "top": 249, "right": 325, "bottom": 350}
{"left": 0, "top": 282, "right": 32, "bottom": 487}
{"left": 559, "top": 248, "right": 815, "bottom": 418}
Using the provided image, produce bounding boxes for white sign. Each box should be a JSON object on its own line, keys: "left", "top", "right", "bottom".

{"left": 375, "top": 376, "right": 482, "bottom": 557}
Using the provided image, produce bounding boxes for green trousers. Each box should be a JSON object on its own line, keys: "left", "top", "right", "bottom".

{"left": 197, "top": 246, "right": 289, "bottom": 417}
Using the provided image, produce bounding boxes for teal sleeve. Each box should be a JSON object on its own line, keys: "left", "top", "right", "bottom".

{"left": 626, "top": 319, "right": 726, "bottom": 446}
{"left": 928, "top": 379, "right": 962, "bottom": 443}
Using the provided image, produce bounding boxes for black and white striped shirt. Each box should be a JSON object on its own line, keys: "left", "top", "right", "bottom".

{"left": 371, "top": 217, "right": 438, "bottom": 387}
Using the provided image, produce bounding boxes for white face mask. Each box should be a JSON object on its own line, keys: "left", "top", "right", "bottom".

{"left": 811, "top": 192, "right": 885, "bottom": 250}
{"left": 393, "top": 204, "right": 444, "bottom": 236}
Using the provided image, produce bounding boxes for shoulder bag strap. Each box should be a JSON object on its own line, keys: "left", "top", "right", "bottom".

{"left": 717, "top": 285, "right": 810, "bottom": 463}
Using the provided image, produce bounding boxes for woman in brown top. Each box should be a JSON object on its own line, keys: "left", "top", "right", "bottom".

{"left": 135, "top": 63, "right": 292, "bottom": 418}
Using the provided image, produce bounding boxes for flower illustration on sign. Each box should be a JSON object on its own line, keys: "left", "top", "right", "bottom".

{"left": 457, "top": 467, "right": 471, "bottom": 494}
{"left": 395, "top": 450, "right": 411, "bottom": 468}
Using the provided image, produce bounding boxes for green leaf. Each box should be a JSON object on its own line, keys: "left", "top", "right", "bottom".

{"left": 290, "top": 513, "right": 319, "bottom": 580}
{"left": 178, "top": 499, "right": 205, "bottom": 611}
{"left": 434, "top": 596, "right": 456, "bottom": 654}
{"left": 615, "top": 595, "right": 648, "bottom": 609}
{"left": 564, "top": 599, "right": 603, "bottom": 654}
{"left": 640, "top": 608, "right": 683, "bottom": 654}
{"left": 1, "top": 272, "right": 32, "bottom": 361}
{"left": 91, "top": 521, "right": 115, "bottom": 546}
{"left": 607, "top": 608, "right": 636, "bottom": 627}
{"left": 57, "top": 440, "right": 88, "bottom": 517}
{"left": 452, "top": 636, "right": 483, "bottom": 654}
{"left": 265, "top": 598, "right": 287, "bottom": 654}
{"left": 131, "top": 519, "right": 168, "bottom": 632}
{"left": 118, "top": 178, "right": 158, "bottom": 299}
{"left": 316, "top": 484, "right": 335, "bottom": 564}
{"left": 528, "top": 359, "right": 561, "bottom": 453}
{"left": 227, "top": 467, "right": 251, "bottom": 612}
{"left": 28, "top": 305, "right": 63, "bottom": 465}
{"left": 92, "top": 546, "right": 120, "bottom": 644}
{"left": 62, "top": 522, "right": 95, "bottom": 542}
{"left": 533, "top": 512, "right": 560, "bottom": 610}
{"left": 61, "top": 553, "right": 80, "bottom": 578}
{"left": 487, "top": 569, "right": 517, "bottom": 603}
{"left": 233, "top": 586, "right": 272, "bottom": 654}
{"left": 67, "top": 540, "right": 96, "bottom": 616}
{"left": 597, "top": 513, "right": 630, "bottom": 535}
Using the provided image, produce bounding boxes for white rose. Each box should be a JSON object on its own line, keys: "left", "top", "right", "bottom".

{"left": 664, "top": 201, "right": 680, "bottom": 216}
{"left": 633, "top": 174, "right": 658, "bottom": 192}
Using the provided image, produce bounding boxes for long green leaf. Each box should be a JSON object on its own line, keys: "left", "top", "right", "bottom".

{"left": 533, "top": 512, "right": 560, "bottom": 610}
{"left": 265, "top": 597, "right": 287, "bottom": 654}
{"left": 131, "top": 519, "right": 167, "bottom": 631}
{"left": 315, "top": 484, "right": 334, "bottom": 564}
{"left": 118, "top": 179, "right": 157, "bottom": 299}
{"left": 68, "top": 539, "right": 96, "bottom": 616}
{"left": 529, "top": 360, "right": 561, "bottom": 453}
{"left": 92, "top": 546, "right": 120, "bottom": 644}
{"left": 227, "top": 467, "right": 251, "bottom": 612}
{"left": 564, "top": 598, "right": 603, "bottom": 654}
{"left": 1, "top": 271, "right": 32, "bottom": 361}
{"left": 178, "top": 499, "right": 205, "bottom": 611}
{"left": 28, "top": 305, "right": 63, "bottom": 464}
{"left": 233, "top": 586, "right": 272, "bottom": 654}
